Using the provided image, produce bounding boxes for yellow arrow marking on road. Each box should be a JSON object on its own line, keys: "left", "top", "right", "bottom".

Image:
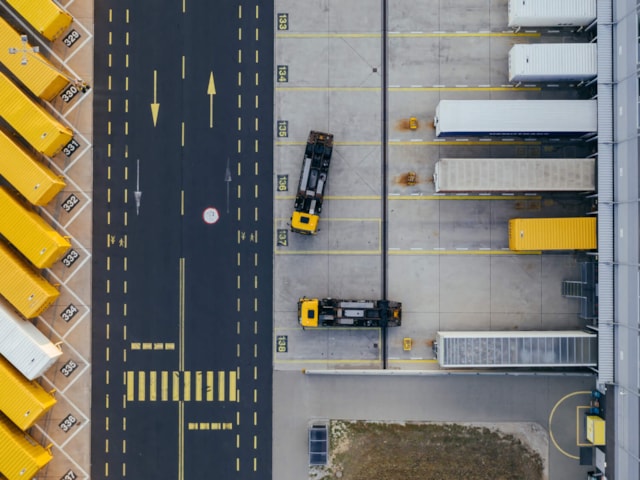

{"left": 208, "top": 72, "right": 217, "bottom": 128}
{"left": 151, "top": 70, "right": 160, "bottom": 126}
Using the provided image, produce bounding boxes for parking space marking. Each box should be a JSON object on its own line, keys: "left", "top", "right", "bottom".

{"left": 548, "top": 390, "right": 591, "bottom": 460}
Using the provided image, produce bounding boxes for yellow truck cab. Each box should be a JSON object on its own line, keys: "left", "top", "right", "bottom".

{"left": 290, "top": 131, "right": 333, "bottom": 235}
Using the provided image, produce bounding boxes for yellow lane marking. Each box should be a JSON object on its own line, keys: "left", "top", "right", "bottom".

{"left": 276, "top": 195, "right": 540, "bottom": 201}
{"left": 195, "top": 371, "right": 202, "bottom": 402}
{"left": 184, "top": 371, "right": 191, "bottom": 401}
{"left": 218, "top": 371, "right": 225, "bottom": 401}
{"left": 388, "top": 359, "right": 439, "bottom": 363}
{"left": 277, "top": 86, "right": 540, "bottom": 92}
{"left": 276, "top": 140, "right": 540, "bottom": 146}
{"left": 276, "top": 32, "right": 540, "bottom": 38}
{"left": 548, "top": 390, "right": 591, "bottom": 460}
{"left": 123, "top": 370, "right": 240, "bottom": 402}
{"left": 187, "top": 422, "right": 233, "bottom": 430}
{"left": 275, "top": 358, "right": 381, "bottom": 364}
{"left": 150, "top": 371, "right": 157, "bottom": 401}
{"left": 275, "top": 249, "right": 538, "bottom": 256}
{"left": 206, "top": 371, "right": 214, "bottom": 401}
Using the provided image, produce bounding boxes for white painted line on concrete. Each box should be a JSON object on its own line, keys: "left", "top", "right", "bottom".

{"left": 455, "top": 138, "right": 469, "bottom": 142}
{"left": 433, "top": 84, "right": 445, "bottom": 88}
{"left": 479, "top": 138, "right": 492, "bottom": 141}
{"left": 410, "top": 193, "right": 422, "bottom": 196}
{"left": 410, "top": 84, "right": 422, "bottom": 87}
{"left": 389, "top": 247, "right": 400, "bottom": 250}
{"left": 455, "top": 31, "right": 468, "bottom": 33}
{"left": 410, "top": 247, "right": 423, "bottom": 251}
{"left": 455, "top": 193, "right": 469, "bottom": 196}
{"left": 410, "top": 138, "right": 423, "bottom": 142}
{"left": 455, "top": 85, "right": 468, "bottom": 88}
{"left": 434, "top": 247, "right": 445, "bottom": 250}
{"left": 479, "top": 247, "right": 491, "bottom": 250}
{"left": 456, "top": 248, "right": 469, "bottom": 251}
{"left": 389, "top": 193, "right": 400, "bottom": 196}
{"left": 478, "top": 84, "right": 490, "bottom": 87}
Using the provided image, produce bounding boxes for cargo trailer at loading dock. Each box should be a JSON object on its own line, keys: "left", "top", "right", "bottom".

{"left": 508, "top": 217, "right": 597, "bottom": 251}
{"left": 433, "top": 158, "right": 596, "bottom": 193}
{"left": 0, "top": 241, "right": 59, "bottom": 319}
{"left": 0, "top": 356, "right": 56, "bottom": 430}
{"left": 509, "top": 44, "right": 597, "bottom": 83}
{"left": 0, "top": 186, "right": 71, "bottom": 269}
{"left": 508, "top": 0, "right": 596, "bottom": 28}
{"left": 0, "top": 412, "right": 53, "bottom": 480}
{"left": 434, "top": 100, "right": 597, "bottom": 137}
{"left": 434, "top": 330, "right": 598, "bottom": 368}
{"left": 0, "top": 296, "right": 62, "bottom": 380}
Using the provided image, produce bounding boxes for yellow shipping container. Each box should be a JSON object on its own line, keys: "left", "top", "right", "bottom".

{"left": 0, "top": 72, "right": 73, "bottom": 157}
{"left": 6, "top": 0, "right": 73, "bottom": 41}
{"left": 0, "top": 412, "right": 52, "bottom": 480}
{"left": 0, "top": 186, "right": 70, "bottom": 269}
{"left": 0, "top": 356, "right": 56, "bottom": 431}
{"left": 0, "top": 130, "right": 65, "bottom": 206}
{"left": 0, "top": 242, "right": 59, "bottom": 319}
{"left": 508, "top": 217, "right": 597, "bottom": 251}
{"left": 0, "top": 16, "right": 69, "bottom": 101}
{"left": 586, "top": 415, "right": 606, "bottom": 445}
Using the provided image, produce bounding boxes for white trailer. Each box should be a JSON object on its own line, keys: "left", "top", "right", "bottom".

{"left": 508, "top": 0, "right": 596, "bottom": 28}
{"left": 434, "top": 100, "right": 597, "bottom": 137}
{"left": 0, "top": 297, "right": 62, "bottom": 380}
{"left": 509, "top": 44, "right": 597, "bottom": 82}
{"left": 434, "top": 331, "right": 597, "bottom": 368}
{"left": 433, "top": 158, "right": 596, "bottom": 193}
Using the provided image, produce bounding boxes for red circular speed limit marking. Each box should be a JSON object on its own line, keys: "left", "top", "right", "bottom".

{"left": 203, "top": 207, "right": 220, "bottom": 224}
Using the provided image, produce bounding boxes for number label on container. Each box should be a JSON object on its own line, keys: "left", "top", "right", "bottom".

{"left": 61, "top": 193, "right": 80, "bottom": 213}
{"left": 277, "top": 65, "right": 288, "bottom": 83}
{"left": 277, "top": 120, "right": 288, "bottom": 137}
{"left": 61, "top": 304, "right": 79, "bottom": 322}
{"left": 63, "top": 30, "right": 81, "bottom": 48}
{"left": 276, "top": 335, "right": 288, "bottom": 353}
{"left": 60, "top": 84, "right": 80, "bottom": 103}
{"left": 61, "top": 471, "right": 77, "bottom": 480}
{"left": 59, "top": 414, "right": 78, "bottom": 432}
{"left": 62, "top": 249, "right": 80, "bottom": 268}
{"left": 277, "top": 13, "right": 289, "bottom": 30}
{"left": 60, "top": 360, "right": 78, "bottom": 377}
{"left": 63, "top": 139, "right": 80, "bottom": 157}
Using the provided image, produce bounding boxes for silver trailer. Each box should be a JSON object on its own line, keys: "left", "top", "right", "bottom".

{"left": 508, "top": 0, "right": 596, "bottom": 28}
{"left": 0, "top": 297, "right": 62, "bottom": 380}
{"left": 509, "top": 43, "right": 597, "bottom": 82}
{"left": 433, "top": 158, "right": 596, "bottom": 193}
{"left": 434, "top": 330, "right": 598, "bottom": 368}
{"left": 434, "top": 100, "right": 597, "bottom": 136}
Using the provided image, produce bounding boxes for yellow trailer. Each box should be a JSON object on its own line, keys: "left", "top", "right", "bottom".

{"left": 0, "top": 356, "right": 56, "bottom": 431}
{"left": 0, "top": 130, "right": 65, "bottom": 206}
{"left": 0, "top": 412, "right": 52, "bottom": 480}
{"left": 0, "top": 16, "right": 69, "bottom": 101}
{"left": 0, "top": 72, "right": 73, "bottom": 157}
{"left": 0, "top": 241, "right": 59, "bottom": 319}
{"left": 6, "top": 0, "right": 73, "bottom": 41}
{"left": 0, "top": 186, "right": 70, "bottom": 269}
{"left": 508, "top": 217, "right": 597, "bottom": 251}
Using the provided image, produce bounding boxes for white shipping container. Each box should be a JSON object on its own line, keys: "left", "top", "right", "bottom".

{"left": 509, "top": 43, "right": 597, "bottom": 82}
{"left": 0, "top": 297, "right": 62, "bottom": 380}
{"left": 434, "top": 100, "right": 597, "bottom": 136}
{"left": 508, "top": 0, "right": 596, "bottom": 27}
{"left": 433, "top": 158, "right": 596, "bottom": 192}
{"left": 435, "top": 330, "right": 598, "bottom": 368}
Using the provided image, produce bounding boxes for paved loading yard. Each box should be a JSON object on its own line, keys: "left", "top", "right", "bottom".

{"left": 273, "top": 0, "right": 597, "bottom": 478}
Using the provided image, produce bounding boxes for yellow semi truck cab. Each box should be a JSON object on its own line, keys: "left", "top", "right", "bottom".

{"left": 298, "top": 297, "right": 402, "bottom": 328}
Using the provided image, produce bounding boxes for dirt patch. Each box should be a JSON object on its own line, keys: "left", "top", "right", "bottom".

{"left": 310, "top": 420, "right": 546, "bottom": 480}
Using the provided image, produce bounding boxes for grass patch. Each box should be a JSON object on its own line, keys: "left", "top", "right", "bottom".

{"left": 313, "top": 420, "right": 543, "bottom": 480}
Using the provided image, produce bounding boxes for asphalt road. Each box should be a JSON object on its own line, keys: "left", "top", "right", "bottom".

{"left": 92, "top": 1, "right": 273, "bottom": 478}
